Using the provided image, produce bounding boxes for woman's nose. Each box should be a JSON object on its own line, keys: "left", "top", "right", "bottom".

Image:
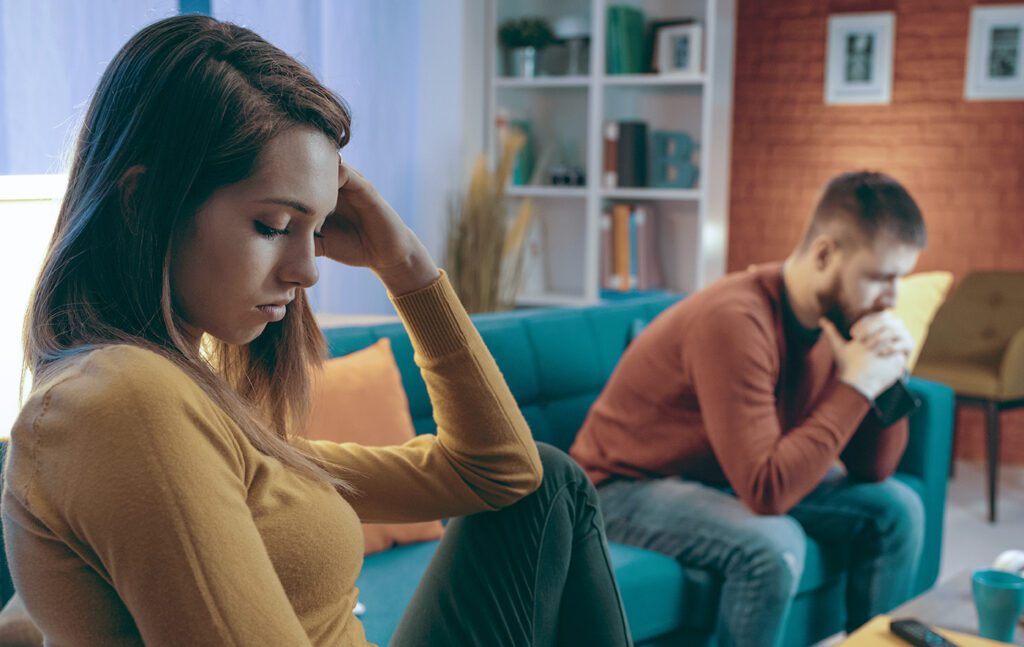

{"left": 281, "top": 239, "right": 319, "bottom": 288}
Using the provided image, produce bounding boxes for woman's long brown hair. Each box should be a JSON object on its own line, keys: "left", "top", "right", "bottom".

{"left": 25, "top": 15, "right": 353, "bottom": 491}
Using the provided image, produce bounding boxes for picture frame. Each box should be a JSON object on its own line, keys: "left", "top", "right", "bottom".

{"left": 965, "top": 5, "right": 1024, "bottom": 100}
{"left": 824, "top": 12, "right": 895, "bottom": 105}
{"left": 656, "top": 23, "right": 702, "bottom": 77}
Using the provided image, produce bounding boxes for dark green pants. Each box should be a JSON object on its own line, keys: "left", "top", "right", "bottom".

{"left": 390, "top": 443, "right": 633, "bottom": 647}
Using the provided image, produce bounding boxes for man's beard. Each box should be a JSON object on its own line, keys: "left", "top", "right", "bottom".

{"left": 818, "top": 281, "right": 854, "bottom": 340}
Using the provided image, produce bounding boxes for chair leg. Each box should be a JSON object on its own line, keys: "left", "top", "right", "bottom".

{"left": 985, "top": 400, "right": 1000, "bottom": 523}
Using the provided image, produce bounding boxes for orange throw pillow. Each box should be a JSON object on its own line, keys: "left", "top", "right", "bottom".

{"left": 306, "top": 338, "right": 443, "bottom": 555}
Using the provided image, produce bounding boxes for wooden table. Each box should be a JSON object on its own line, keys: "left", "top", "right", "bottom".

{"left": 869, "top": 571, "right": 1024, "bottom": 645}
{"left": 843, "top": 615, "right": 1006, "bottom": 646}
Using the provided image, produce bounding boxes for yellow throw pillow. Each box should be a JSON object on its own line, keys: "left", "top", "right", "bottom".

{"left": 306, "top": 338, "right": 444, "bottom": 556}
{"left": 890, "top": 271, "right": 954, "bottom": 370}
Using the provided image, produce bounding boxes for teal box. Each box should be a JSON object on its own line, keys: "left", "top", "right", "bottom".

{"left": 650, "top": 131, "right": 698, "bottom": 189}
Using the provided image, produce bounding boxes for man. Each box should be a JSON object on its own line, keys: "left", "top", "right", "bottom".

{"left": 570, "top": 171, "right": 926, "bottom": 647}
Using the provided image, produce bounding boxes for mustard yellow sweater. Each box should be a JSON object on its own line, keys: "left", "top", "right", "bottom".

{"left": 2, "top": 274, "right": 543, "bottom": 646}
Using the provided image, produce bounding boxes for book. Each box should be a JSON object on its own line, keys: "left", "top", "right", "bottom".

{"left": 603, "top": 121, "right": 619, "bottom": 188}
{"left": 616, "top": 121, "right": 648, "bottom": 187}
{"left": 607, "top": 5, "right": 645, "bottom": 74}
{"left": 611, "top": 203, "right": 632, "bottom": 291}
{"left": 606, "top": 6, "right": 621, "bottom": 74}
{"left": 634, "top": 206, "right": 664, "bottom": 290}
{"left": 600, "top": 212, "right": 614, "bottom": 290}
{"left": 628, "top": 207, "right": 639, "bottom": 290}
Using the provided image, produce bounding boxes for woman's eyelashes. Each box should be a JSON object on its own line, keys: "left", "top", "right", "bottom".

{"left": 254, "top": 221, "right": 288, "bottom": 239}
{"left": 254, "top": 220, "right": 325, "bottom": 240}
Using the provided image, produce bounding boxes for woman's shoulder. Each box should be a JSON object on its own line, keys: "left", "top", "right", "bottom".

{"left": 13, "top": 344, "right": 226, "bottom": 457}
{"left": 36, "top": 343, "right": 193, "bottom": 395}
{"left": 5, "top": 345, "right": 248, "bottom": 537}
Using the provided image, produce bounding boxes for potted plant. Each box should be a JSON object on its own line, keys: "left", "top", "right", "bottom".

{"left": 498, "top": 17, "right": 556, "bottom": 77}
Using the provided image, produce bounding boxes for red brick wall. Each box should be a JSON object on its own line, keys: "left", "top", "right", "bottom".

{"left": 728, "top": 0, "right": 1024, "bottom": 463}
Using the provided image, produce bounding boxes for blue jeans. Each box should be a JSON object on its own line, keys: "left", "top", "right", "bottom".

{"left": 597, "top": 469, "right": 924, "bottom": 647}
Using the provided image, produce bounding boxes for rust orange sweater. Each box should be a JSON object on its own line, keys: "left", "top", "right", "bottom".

{"left": 570, "top": 263, "right": 908, "bottom": 515}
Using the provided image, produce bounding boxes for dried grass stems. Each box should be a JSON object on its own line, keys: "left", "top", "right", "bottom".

{"left": 445, "top": 128, "right": 534, "bottom": 313}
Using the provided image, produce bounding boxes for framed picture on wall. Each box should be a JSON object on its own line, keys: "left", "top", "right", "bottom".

{"left": 965, "top": 5, "right": 1024, "bottom": 100}
{"left": 824, "top": 12, "right": 895, "bottom": 105}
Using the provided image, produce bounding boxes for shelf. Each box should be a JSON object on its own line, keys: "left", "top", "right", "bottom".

{"left": 515, "top": 292, "right": 597, "bottom": 308}
{"left": 494, "top": 76, "right": 590, "bottom": 89}
{"left": 602, "top": 74, "right": 706, "bottom": 87}
{"left": 601, "top": 187, "right": 701, "bottom": 201}
{"left": 486, "top": 0, "right": 734, "bottom": 299}
{"left": 506, "top": 185, "right": 587, "bottom": 198}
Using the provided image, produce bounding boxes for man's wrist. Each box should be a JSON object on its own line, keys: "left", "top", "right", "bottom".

{"left": 840, "top": 378, "right": 875, "bottom": 404}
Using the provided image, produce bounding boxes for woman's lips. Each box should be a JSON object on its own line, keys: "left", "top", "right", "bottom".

{"left": 256, "top": 304, "right": 287, "bottom": 321}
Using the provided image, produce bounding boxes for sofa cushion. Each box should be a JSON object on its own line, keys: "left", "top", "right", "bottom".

{"left": 523, "top": 315, "right": 606, "bottom": 399}
{"left": 606, "top": 543, "right": 687, "bottom": 642}
{"left": 307, "top": 339, "right": 443, "bottom": 555}
{"left": 356, "top": 540, "right": 690, "bottom": 645}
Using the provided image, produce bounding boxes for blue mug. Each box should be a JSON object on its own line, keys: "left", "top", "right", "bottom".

{"left": 972, "top": 569, "right": 1024, "bottom": 642}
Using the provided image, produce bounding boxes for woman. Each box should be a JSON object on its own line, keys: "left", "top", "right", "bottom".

{"left": 1, "top": 14, "right": 633, "bottom": 647}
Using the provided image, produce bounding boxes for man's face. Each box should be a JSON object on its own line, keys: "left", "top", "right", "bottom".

{"left": 170, "top": 127, "right": 339, "bottom": 346}
{"left": 818, "top": 232, "right": 921, "bottom": 337}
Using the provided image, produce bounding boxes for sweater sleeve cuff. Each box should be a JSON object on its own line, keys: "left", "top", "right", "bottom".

{"left": 388, "top": 270, "right": 471, "bottom": 359}
{"left": 818, "top": 381, "right": 874, "bottom": 432}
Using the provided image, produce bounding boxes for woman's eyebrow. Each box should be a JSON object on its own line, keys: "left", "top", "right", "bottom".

{"left": 254, "top": 197, "right": 313, "bottom": 215}
{"left": 254, "top": 197, "right": 335, "bottom": 223}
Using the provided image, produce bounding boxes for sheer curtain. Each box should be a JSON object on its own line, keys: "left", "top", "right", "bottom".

{"left": 0, "top": 0, "right": 178, "bottom": 174}
{"left": 0, "top": 0, "right": 474, "bottom": 315}
{"left": 213, "top": 0, "right": 472, "bottom": 315}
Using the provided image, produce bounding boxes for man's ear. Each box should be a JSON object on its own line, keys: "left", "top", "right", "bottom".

{"left": 117, "top": 165, "right": 146, "bottom": 214}
{"left": 808, "top": 232, "right": 844, "bottom": 272}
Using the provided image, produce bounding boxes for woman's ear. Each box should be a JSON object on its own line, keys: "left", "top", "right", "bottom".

{"left": 117, "top": 165, "right": 146, "bottom": 215}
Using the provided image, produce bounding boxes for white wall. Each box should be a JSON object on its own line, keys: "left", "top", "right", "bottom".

{"left": 0, "top": 175, "right": 65, "bottom": 437}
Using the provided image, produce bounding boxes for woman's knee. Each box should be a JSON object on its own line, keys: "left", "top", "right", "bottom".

{"left": 535, "top": 442, "right": 590, "bottom": 487}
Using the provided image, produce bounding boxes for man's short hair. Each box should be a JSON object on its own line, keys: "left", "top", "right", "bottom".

{"left": 800, "top": 171, "right": 926, "bottom": 250}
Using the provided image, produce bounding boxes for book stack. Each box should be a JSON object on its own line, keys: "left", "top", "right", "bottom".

{"left": 606, "top": 5, "right": 646, "bottom": 74}
{"left": 602, "top": 121, "right": 648, "bottom": 188}
{"left": 600, "top": 204, "right": 664, "bottom": 292}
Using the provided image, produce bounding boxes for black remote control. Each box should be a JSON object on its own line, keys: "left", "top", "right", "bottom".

{"left": 889, "top": 618, "right": 960, "bottom": 647}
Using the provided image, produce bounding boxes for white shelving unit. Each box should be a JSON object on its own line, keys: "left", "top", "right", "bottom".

{"left": 486, "top": 0, "right": 735, "bottom": 306}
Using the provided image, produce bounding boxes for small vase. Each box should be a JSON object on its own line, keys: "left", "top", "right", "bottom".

{"left": 506, "top": 46, "right": 538, "bottom": 77}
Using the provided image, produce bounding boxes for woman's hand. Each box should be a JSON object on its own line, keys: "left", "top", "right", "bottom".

{"left": 318, "top": 158, "right": 439, "bottom": 295}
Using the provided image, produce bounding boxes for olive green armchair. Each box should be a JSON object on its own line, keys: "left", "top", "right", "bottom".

{"left": 913, "top": 271, "right": 1024, "bottom": 523}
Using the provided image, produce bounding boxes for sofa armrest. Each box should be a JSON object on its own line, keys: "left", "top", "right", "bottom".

{"left": 894, "top": 377, "right": 955, "bottom": 594}
{"left": 999, "top": 327, "right": 1024, "bottom": 399}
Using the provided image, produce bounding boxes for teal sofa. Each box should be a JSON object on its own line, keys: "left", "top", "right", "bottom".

{"left": 0, "top": 294, "right": 955, "bottom": 646}
{"left": 321, "top": 293, "right": 956, "bottom": 647}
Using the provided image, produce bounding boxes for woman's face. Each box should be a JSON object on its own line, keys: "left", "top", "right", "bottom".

{"left": 171, "top": 127, "right": 339, "bottom": 346}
